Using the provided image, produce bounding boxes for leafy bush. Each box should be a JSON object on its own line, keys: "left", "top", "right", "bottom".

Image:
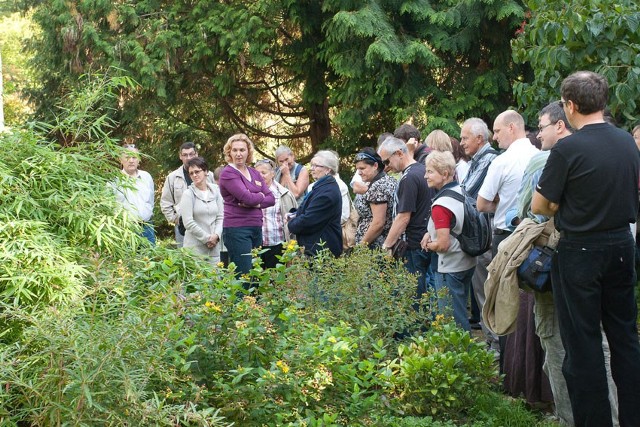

{"left": 386, "top": 319, "right": 497, "bottom": 418}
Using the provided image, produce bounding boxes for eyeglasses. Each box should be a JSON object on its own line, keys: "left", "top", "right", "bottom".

{"left": 537, "top": 122, "right": 556, "bottom": 132}
{"left": 189, "top": 169, "right": 204, "bottom": 176}
{"left": 181, "top": 151, "right": 197, "bottom": 158}
{"left": 381, "top": 151, "right": 398, "bottom": 166}
{"left": 558, "top": 100, "right": 565, "bottom": 108}
{"left": 124, "top": 144, "right": 136, "bottom": 149}
{"left": 310, "top": 163, "right": 326, "bottom": 169}
{"left": 354, "top": 152, "right": 379, "bottom": 164}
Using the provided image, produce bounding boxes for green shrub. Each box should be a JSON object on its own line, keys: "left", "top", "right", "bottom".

{"left": 386, "top": 320, "right": 497, "bottom": 418}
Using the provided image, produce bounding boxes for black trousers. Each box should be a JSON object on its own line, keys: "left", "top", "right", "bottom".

{"left": 553, "top": 229, "right": 640, "bottom": 427}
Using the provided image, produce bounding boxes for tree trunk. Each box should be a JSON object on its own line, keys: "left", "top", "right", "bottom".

{"left": 307, "top": 97, "right": 331, "bottom": 152}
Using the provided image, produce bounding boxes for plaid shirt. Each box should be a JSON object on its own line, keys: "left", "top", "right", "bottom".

{"left": 262, "top": 182, "right": 286, "bottom": 246}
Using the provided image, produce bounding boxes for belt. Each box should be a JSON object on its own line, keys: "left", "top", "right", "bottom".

{"left": 493, "top": 228, "right": 512, "bottom": 235}
{"left": 559, "top": 227, "right": 629, "bottom": 239}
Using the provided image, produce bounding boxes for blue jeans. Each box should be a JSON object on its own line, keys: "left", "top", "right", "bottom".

{"left": 141, "top": 222, "right": 156, "bottom": 246}
{"left": 222, "top": 226, "right": 262, "bottom": 276}
{"left": 405, "top": 249, "right": 433, "bottom": 310}
{"left": 435, "top": 267, "right": 474, "bottom": 331}
{"left": 553, "top": 229, "right": 640, "bottom": 427}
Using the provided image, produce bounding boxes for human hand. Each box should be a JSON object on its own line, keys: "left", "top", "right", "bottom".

{"left": 207, "top": 234, "right": 219, "bottom": 248}
{"left": 406, "top": 137, "right": 418, "bottom": 153}
{"left": 420, "top": 233, "right": 432, "bottom": 251}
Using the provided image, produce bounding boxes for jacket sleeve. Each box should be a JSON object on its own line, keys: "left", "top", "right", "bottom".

{"left": 214, "top": 189, "right": 224, "bottom": 238}
{"left": 288, "top": 190, "right": 337, "bottom": 235}
{"left": 160, "top": 174, "right": 178, "bottom": 223}
{"left": 179, "top": 190, "right": 210, "bottom": 245}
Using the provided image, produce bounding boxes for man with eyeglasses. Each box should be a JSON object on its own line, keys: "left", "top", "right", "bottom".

{"left": 161, "top": 142, "right": 214, "bottom": 247}
{"left": 533, "top": 71, "right": 640, "bottom": 427}
{"left": 378, "top": 136, "right": 435, "bottom": 308}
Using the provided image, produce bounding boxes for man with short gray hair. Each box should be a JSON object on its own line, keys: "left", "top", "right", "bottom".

{"left": 379, "top": 137, "right": 435, "bottom": 306}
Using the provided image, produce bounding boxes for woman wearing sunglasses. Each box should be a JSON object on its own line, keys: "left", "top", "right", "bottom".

{"left": 352, "top": 148, "right": 397, "bottom": 249}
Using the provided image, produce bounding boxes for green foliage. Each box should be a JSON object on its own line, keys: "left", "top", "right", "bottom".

{"left": 512, "top": 0, "right": 640, "bottom": 127}
{"left": 0, "top": 12, "right": 37, "bottom": 126}
{"left": 387, "top": 322, "right": 497, "bottom": 418}
{"left": 24, "top": 0, "right": 528, "bottom": 170}
{"left": 0, "top": 74, "right": 147, "bottom": 341}
{"left": 0, "top": 249, "right": 229, "bottom": 426}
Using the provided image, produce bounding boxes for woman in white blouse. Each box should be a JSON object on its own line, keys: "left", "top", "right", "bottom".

{"left": 179, "top": 157, "right": 224, "bottom": 264}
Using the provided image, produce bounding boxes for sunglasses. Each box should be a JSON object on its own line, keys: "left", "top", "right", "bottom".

{"left": 354, "top": 152, "right": 379, "bottom": 164}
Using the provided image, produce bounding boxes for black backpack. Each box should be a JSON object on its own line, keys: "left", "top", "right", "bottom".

{"left": 433, "top": 188, "right": 492, "bottom": 257}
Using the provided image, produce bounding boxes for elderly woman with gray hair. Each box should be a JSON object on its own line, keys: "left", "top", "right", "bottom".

{"left": 287, "top": 150, "right": 343, "bottom": 257}
{"left": 421, "top": 150, "right": 476, "bottom": 331}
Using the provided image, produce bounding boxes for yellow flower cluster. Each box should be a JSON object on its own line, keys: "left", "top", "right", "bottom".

{"left": 275, "top": 360, "right": 290, "bottom": 374}
{"left": 204, "top": 301, "right": 222, "bottom": 313}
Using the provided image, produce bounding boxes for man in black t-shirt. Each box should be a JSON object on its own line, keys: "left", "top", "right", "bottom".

{"left": 379, "top": 136, "right": 435, "bottom": 305}
{"left": 532, "top": 71, "right": 640, "bottom": 427}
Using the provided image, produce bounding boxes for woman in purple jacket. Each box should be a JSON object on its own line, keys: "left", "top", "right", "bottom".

{"left": 219, "top": 134, "right": 275, "bottom": 276}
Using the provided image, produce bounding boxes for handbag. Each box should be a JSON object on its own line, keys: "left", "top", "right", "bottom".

{"left": 517, "top": 219, "right": 557, "bottom": 293}
{"left": 517, "top": 245, "right": 553, "bottom": 292}
{"left": 391, "top": 238, "right": 409, "bottom": 260}
{"left": 342, "top": 198, "right": 359, "bottom": 250}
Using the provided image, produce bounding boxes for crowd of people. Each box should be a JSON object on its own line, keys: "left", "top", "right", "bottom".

{"left": 111, "top": 71, "right": 640, "bottom": 427}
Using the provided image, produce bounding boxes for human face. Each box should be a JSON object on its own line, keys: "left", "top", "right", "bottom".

{"left": 460, "top": 124, "right": 481, "bottom": 157}
{"left": 355, "top": 161, "right": 379, "bottom": 183}
{"left": 633, "top": 129, "right": 640, "bottom": 152}
{"left": 309, "top": 157, "right": 329, "bottom": 180}
{"left": 255, "top": 163, "right": 274, "bottom": 186}
{"left": 277, "top": 153, "right": 294, "bottom": 169}
{"left": 180, "top": 148, "right": 197, "bottom": 167}
{"left": 230, "top": 141, "right": 249, "bottom": 167}
{"left": 189, "top": 165, "right": 207, "bottom": 188}
{"left": 378, "top": 149, "right": 400, "bottom": 173}
{"left": 424, "top": 163, "right": 447, "bottom": 190}
{"left": 537, "top": 113, "right": 558, "bottom": 151}
{"left": 120, "top": 150, "right": 140, "bottom": 176}
{"left": 492, "top": 116, "right": 513, "bottom": 150}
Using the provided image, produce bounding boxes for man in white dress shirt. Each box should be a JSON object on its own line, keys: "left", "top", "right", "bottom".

{"left": 114, "top": 144, "right": 156, "bottom": 245}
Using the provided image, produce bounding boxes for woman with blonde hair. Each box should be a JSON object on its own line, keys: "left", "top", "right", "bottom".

{"left": 218, "top": 133, "right": 275, "bottom": 277}
{"left": 424, "top": 130, "right": 453, "bottom": 153}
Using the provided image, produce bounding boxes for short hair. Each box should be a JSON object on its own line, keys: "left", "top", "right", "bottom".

{"left": 274, "top": 145, "right": 294, "bottom": 159}
{"left": 393, "top": 123, "right": 421, "bottom": 142}
{"left": 186, "top": 156, "right": 208, "bottom": 172}
{"left": 561, "top": 71, "right": 608, "bottom": 115}
{"left": 376, "top": 132, "right": 394, "bottom": 148}
{"left": 461, "top": 118, "right": 489, "bottom": 142}
{"left": 180, "top": 141, "right": 196, "bottom": 152}
{"left": 223, "top": 133, "right": 255, "bottom": 164}
{"left": 633, "top": 124, "right": 640, "bottom": 135}
{"left": 424, "top": 130, "right": 453, "bottom": 152}
{"left": 254, "top": 158, "right": 276, "bottom": 171}
{"left": 313, "top": 150, "right": 339, "bottom": 175}
{"left": 498, "top": 110, "right": 525, "bottom": 132}
{"left": 354, "top": 147, "right": 384, "bottom": 173}
{"left": 539, "top": 101, "right": 574, "bottom": 133}
{"left": 379, "top": 136, "right": 408, "bottom": 155}
{"left": 425, "top": 150, "right": 456, "bottom": 178}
